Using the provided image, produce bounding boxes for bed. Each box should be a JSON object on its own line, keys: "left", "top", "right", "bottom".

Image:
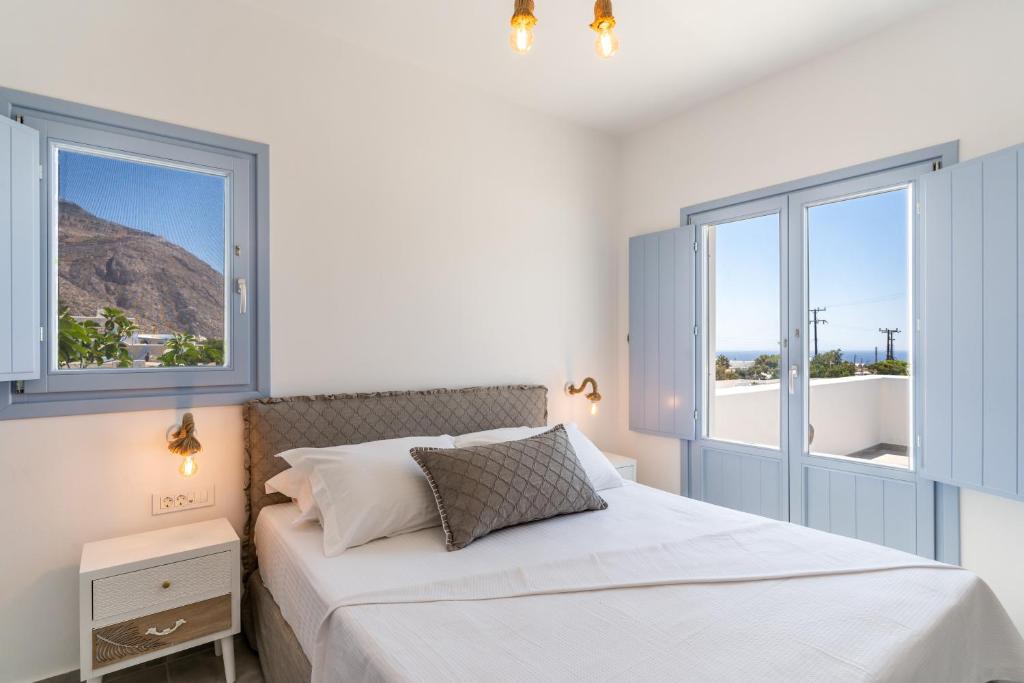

{"left": 242, "top": 386, "right": 1024, "bottom": 683}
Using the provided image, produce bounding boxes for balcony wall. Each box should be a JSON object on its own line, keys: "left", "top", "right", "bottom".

{"left": 710, "top": 375, "right": 909, "bottom": 454}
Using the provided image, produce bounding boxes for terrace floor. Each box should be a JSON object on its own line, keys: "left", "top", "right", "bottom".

{"left": 844, "top": 442, "right": 909, "bottom": 468}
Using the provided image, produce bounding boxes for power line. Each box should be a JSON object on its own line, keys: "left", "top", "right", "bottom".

{"left": 809, "top": 307, "right": 828, "bottom": 357}
{"left": 879, "top": 328, "right": 901, "bottom": 361}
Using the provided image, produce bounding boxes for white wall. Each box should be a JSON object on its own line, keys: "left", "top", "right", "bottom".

{"left": 613, "top": 0, "right": 1024, "bottom": 634}
{"left": 712, "top": 376, "right": 909, "bottom": 455}
{"left": 0, "top": 3, "right": 618, "bottom": 681}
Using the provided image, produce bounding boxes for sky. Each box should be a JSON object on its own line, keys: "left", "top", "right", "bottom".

{"left": 714, "top": 188, "right": 910, "bottom": 358}
{"left": 57, "top": 149, "right": 226, "bottom": 273}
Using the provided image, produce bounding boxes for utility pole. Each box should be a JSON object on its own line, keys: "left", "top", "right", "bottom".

{"left": 879, "top": 328, "right": 901, "bottom": 361}
{"left": 809, "top": 307, "right": 828, "bottom": 357}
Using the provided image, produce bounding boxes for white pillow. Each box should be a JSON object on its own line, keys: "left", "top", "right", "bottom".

{"left": 266, "top": 435, "right": 455, "bottom": 529}
{"left": 306, "top": 440, "right": 453, "bottom": 556}
{"left": 265, "top": 468, "right": 319, "bottom": 524}
{"left": 454, "top": 423, "right": 623, "bottom": 491}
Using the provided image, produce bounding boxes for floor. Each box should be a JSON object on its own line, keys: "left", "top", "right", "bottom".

{"left": 39, "top": 636, "right": 262, "bottom": 683}
{"left": 846, "top": 442, "right": 910, "bottom": 468}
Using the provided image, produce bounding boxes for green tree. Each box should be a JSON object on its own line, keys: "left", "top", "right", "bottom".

{"left": 749, "top": 353, "right": 780, "bottom": 380}
{"left": 715, "top": 354, "right": 735, "bottom": 380}
{"left": 197, "top": 338, "right": 224, "bottom": 365}
{"left": 91, "top": 307, "right": 137, "bottom": 368}
{"left": 56, "top": 306, "right": 136, "bottom": 368}
{"left": 57, "top": 308, "right": 92, "bottom": 368}
{"left": 867, "top": 359, "right": 909, "bottom": 376}
{"left": 160, "top": 334, "right": 224, "bottom": 367}
{"left": 809, "top": 349, "right": 855, "bottom": 378}
{"left": 159, "top": 333, "right": 202, "bottom": 367}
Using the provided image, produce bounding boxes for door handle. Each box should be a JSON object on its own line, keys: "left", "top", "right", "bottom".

{"left": 789, "top": 364, "right": 798, "bottom": 395}
{"left": 236, "top": 278, "right": 248, "bottom": 315}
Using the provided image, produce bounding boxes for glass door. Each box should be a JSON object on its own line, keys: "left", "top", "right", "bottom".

{"left": 786, "top": 163, "right": 934, "bottom": 553}
{"left": 689, "top": 195, "right": 791, "bottom": 521}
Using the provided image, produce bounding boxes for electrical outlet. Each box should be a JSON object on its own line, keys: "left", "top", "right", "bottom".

{"left": 152, "top": 486, "right": 216, "bottom": 515}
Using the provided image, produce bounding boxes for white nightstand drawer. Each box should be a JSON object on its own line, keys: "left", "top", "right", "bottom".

{"left": 93, "top": 550, "right": 232, "bottom": 621}
{"left": 604, "top": 452, "right": 637, "bottom": 483}
{"left": 616, "top": 464, "right": 636, "bottom": 482}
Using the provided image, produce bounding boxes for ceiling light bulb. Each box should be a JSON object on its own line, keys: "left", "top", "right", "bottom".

{"left": 510, "top": 21, "right": 535, "bottom": 54}
{"left": 595, "top": 26, "right": 619, "bottom": 59}
{"left": 590, "top": 0, "right": 619, "bottom": 59}
{"left": 510, "top": 0, "right": 537, "bottom": 55}
{"left": 179, "top": 454, "right": 198, "bottom": 478}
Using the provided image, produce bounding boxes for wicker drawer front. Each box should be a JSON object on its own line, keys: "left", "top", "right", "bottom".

{"left": 92, "top": 594, "right": 231, "bottom": 668}
{"left": 93, "top": 551, "right": 232, "bottom": 621}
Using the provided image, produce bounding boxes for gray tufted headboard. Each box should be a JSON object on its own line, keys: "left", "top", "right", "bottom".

{"left": 242, "top": 385, "right": 548, "bottom": 575}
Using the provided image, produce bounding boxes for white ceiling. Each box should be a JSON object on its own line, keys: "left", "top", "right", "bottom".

{"left": 251, "top": 0, "right": 950, "bottom": 133}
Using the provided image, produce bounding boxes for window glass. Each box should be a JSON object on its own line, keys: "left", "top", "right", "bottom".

{"left": 55, "top": 147, "right": 228, "bottom": 370}
{"left": 806, "top": 188, "right": 911, "bottom": 469}
{"left": 706, "top": 213, "right": 781, "bottom": 448}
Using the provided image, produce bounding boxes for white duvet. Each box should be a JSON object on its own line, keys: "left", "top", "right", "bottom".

{"left": 256, "top": 483, "right": 1024, "bottom": 683}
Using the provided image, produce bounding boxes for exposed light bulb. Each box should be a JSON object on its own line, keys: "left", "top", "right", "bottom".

{"left": 590, "top": 0, "right": 619, "bottom": 59}
{"left": 510, "top": 21, "right": 535, "bottom": 54}
{"left": 509, "top": 0, "right": 537, "bottom": 55}
{"left": 590, "top": 401, "right": 599, "bottom": 416}
{"left": 594, "top": 26, "right": 619, "bottom": 59}
{"left": 179, "top": 454, "right": 198, "bottom": 478}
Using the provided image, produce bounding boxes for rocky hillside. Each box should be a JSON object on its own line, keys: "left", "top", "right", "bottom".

{"left": 58, "top": 201, "right": 225, "bottom": 339}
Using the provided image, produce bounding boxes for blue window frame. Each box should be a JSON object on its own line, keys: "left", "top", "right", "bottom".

{"left": 0, "top": 88, "right": 269, "bottom": 419}
{"left": 630, "top": 142, "right": 962, "bottom": 564}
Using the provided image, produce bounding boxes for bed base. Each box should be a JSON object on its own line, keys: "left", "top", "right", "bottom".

{"left": 244, "top": 570, "right": 312, "bottom": 683}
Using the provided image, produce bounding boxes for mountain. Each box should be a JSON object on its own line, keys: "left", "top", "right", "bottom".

{"left": 57, "top": 201, "right": 225, "bottom": 339}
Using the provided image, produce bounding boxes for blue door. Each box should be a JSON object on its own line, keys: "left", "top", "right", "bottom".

{"left": 785, "top": 163, "right": 937, "bottom": 556}
{"left": 687, "top": 195, "right": 790, "bottom": 521}
{"left": 659, "top": 154, "right": 958, "bottom": 561}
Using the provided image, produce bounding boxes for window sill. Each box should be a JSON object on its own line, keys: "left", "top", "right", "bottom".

{"left": 0, "top": 385, "right": 267, "bottom": 421}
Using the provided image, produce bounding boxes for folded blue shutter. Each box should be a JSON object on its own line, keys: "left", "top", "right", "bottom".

{"left": 0, "top": 117, "right": 40, "bottom": 382}
{"left": 628, "top": 226, "right": 696, "bottom": 440}
{"left": 919, "top": 144, "right": 1022, "bottom": 500}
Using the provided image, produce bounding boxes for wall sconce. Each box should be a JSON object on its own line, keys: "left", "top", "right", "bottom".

{"left": 566, "top": 377, "right": 602, "bottom": 416}
{"left": 168, "top": 412, "right": 202, "bottom": 478}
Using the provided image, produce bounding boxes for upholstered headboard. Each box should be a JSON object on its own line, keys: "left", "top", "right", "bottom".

{"left": 242, "top": 385, "right": 548, "bottom": 575}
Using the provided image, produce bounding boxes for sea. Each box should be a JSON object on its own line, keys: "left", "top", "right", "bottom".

{"left": 720, "top": 350, "right": 909, "bottom": 363}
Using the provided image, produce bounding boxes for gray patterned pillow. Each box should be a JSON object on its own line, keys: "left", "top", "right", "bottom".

{"left": 410, "top": 424, "right": 608, "bottom": 550}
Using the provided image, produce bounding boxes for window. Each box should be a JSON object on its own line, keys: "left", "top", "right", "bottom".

{"left": 0, "top": 88, "right": 268, "bottom": 419}
{"left": 805, "top": 187, "right": 912, "bottom": 469}
{"left": 705, "top": 212, "right": 782, "bottom": 449}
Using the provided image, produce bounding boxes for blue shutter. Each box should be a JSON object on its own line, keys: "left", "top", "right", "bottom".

{"left": 628, "top": 226, "right": 696, "bottom": 439}
{"left": 0, "top": 117, "right": 40, "bottom": 382}
{"left": 919, "top": 144, "right": 1022, "bottom": 500}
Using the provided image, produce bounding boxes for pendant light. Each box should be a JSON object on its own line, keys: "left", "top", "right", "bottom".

{"left": 590, "top": 0, "right": 620, "bottom": 59}
{"left": 510, "top": 0, "right": 537, "bottom": 54}
{"left": 507, "top": 0, "right": 619, "bottom": 59}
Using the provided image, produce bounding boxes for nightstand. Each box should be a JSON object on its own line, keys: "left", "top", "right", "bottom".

{"left": 605, "top": 452, "right": 637, "bottom": 482}
{"left": 79, "top": 518, "right": 241, "bottom": 683}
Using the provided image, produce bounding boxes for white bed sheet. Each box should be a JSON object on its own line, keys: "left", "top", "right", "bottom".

{"left": 256, "top": 483, "right": 1024, "bottom": 683}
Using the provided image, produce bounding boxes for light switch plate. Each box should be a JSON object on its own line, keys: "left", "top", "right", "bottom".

{"left": 151, "top": 485, "right": 215, "bottom": 515}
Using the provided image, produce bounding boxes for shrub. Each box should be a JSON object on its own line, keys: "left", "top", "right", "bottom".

{"left": 867, "top": 359, "right": 909, "bottom": 376}
{"left": 809, "top": 349, "right": 855, "bottom": 378}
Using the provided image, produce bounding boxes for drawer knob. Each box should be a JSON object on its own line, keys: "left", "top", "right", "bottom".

{"left": 145, "top": 618, "right": 187, "bottom": 637}
{"left": 161, "top": 580, "right": 171, "bottom": 589}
